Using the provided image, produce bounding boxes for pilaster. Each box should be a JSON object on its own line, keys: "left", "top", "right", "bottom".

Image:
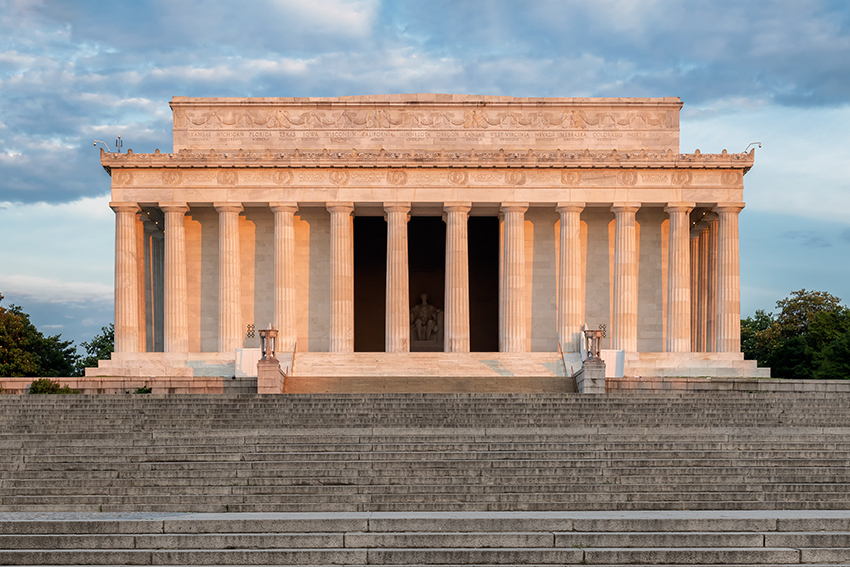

{"left": 385, "top": 203, "right": 411, "bottom": 353}
{"left": 215, "top": 203, "right": 243, "bottom": 354}
{"left": 664, "top": 203, "right": 693, "bottom": 353}
{"left": 160, "top": 202, "right": 189, "bottom": 353}
{"left": 715, "top": 203, "right": 745, "bottom": 353}
{"left": 556, "top": 203, "right": 584, "bottom": 352}
{"left": 111, "top": 202, "right": 141, "bottom": 353}
{"left": 611, "top": 203, "right": 640, "bottom": 352}
{"left": 327, "top": 203, "right": 355, "bottom": 353}
{"left": 271, "top": 203, "right": 298, "bottom": 352}
{"left": 500, "top": 203, "right": 528, "bottom": 352}
{"left": 444, "top": 203, "right": 471, "bottom": 353}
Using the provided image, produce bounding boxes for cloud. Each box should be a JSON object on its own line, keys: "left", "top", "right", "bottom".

{"left": 781, "top": 231, "right": 832, "bottom": 248}
{"left": 0, "top": 274, "right": 112, "bottom": 305}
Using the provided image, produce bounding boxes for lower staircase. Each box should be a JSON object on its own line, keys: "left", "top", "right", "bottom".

{"left": 2, "top": 391, "right": 850, "bottom": 564}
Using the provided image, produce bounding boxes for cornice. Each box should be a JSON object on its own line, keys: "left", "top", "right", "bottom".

{"left": 101, "top": 147, "right": 755, "bottom": 175}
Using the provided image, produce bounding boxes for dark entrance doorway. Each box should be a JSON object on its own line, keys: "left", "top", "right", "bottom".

{"left": 408, "top": 217, "right": 446, "bottom": 352}
{"left": 468, "top": 216, "right": 499, "bottom": 352}
{"left": 353, "top": 217, "right": 386, "bottom": 352}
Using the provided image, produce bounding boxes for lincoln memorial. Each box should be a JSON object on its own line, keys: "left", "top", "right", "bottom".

{"left": 88, "top": 94, "right": 768, "bottom": 392}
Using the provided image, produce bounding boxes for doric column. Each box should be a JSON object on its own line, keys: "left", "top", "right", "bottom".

{"left": 697, "top": 222, "right": 710, "bottom": 352}
{"left": 161, "top": 202, "right": 189, "bottom": 353}
{"left": 690, "top": 230, "right": 700, "bottom": 349}
{"left": 215, "top": 203, "right": 243, "bottom": 353}
{"left": 141, "top": 217, "right": 159, "bottom": 353}
{"left": 444, "top": 203, "right": 471, "bottom": 352}
{"left": 611, "top": 203, "right": 640, "bottom": 352}
{"left": 557, "top": 203, "right": 584, "bottom": 352}
{"left": 706, "top": 213, "right": 719, "bottom": 352}
{"left": 385, "top": 203, "right": 410, "bottom": 353}
{"left": 150, "top": 226, "right": 165, "bottom": 352}
{"left": 664, "top": 203, "right": 692, "bottom": 353}
{"left": 111, "top": 202, "right": 141, "bottom": 353}
{"left": 501, "top": 203, "right": 528, "bottom": 352}
{"left": 327, "top": 203, "right": 354, "bottom": 353}
{"left": 271, "top": 203, "right": 298, "bottom": 352}
{"left": 715, "top": 203, "right": 745, "bottom": 353}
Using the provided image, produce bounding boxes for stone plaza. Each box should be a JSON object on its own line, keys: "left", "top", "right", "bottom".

{"left": 86, "top": 94, "right": 768, "bottom": 392}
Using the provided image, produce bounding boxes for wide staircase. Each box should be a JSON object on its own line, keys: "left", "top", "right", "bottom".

{"left": 2, "top": 392, "right": 850, "bottom": 565}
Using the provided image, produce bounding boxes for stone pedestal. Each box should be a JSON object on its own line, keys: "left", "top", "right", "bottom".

{"left": 257, "top": 359, "right": 285, "bottom": 394}
{"left": 576, "top": 359, "right": 606, "bottom": 393}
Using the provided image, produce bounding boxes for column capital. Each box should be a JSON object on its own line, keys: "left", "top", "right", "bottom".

{"left": 444, "top": 202, "right": 472, "bottom": 214}
{"left": 327, "top": 202, "right": 354, "bottom": 214}
{"left": 500, "top": 202, "right": 528, "bottom": 214}
{"left": 213, "top": 202, "right": 244, "bottom": 214}
{"left": 714, "top": 202, "right": 746, "bottom": 214}
{"left": 159, "top": 202, "right": 189, "bottom": 214}
{"left": 270, "top": 202, "right": 298, "bottom": 214}
{"left": 664, "top": 202, "right": 695, "bottom": 214}
{"left": 110, "top": 202, "right": 140, "bottom": 214}
{"left": 556, "top": 202, "right": 585, "bottom": 214}
{"left": 611, "top": 203, "right": 641, "bottom": 214}
{"left": 384, "top": 202, "right": 411, "bottom": 214}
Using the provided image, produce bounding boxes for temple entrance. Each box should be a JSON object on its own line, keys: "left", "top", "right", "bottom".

{"left": 353, "top": 217, "right": 387, "bottom": 352}
{"left": 408, "top": 217, "right": 446, "bottom": 352}
{"left": 468, "top": 216, "right": 499, "bottom": 352}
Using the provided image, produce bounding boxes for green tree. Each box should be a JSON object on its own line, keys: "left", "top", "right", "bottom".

{"left": 75, "top": 324, "right": 114, "bottom": 376}
{"left": 743, "top": 289, "right": 850, "bottom": 379}
{"left": 0, "top": 293, "right": 78, "bottom": 377}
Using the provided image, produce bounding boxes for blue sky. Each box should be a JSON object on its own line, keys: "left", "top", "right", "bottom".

{"left": 1, "top": 0, "right": 850, "bottom": 346}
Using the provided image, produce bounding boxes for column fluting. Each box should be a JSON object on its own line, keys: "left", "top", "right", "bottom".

{"left": 444, "top": 203, "right": 471, "bottom": 352}
{"left": 706, "top": 214, "right": 719, "bottom": 352}
{"left": 697, "top": 222, "right": 710, "bottom": 352}
{"left": 501, "top": 203, "right": 528, "bottom": 352}
{"left": 611, "top": 204, "right": 640, "bottom": 352}
{"left": 690, "top": 230, "right": 700, "bottom": 350}
{"left": 111, "top": 202, "right": 141, "bottom": 353}
{"left": 664, "top": 203, "right": 692, "bottom": 353}
{"left": 716, "top": 203, "right": 745, "bottom": 353}
{"left": 328, "top": 203, "right": 355, "bottom": 353}
{"left": 557, "top": 203, "right": 584, "bottom": 352}
{"left": 215, "top": 203, "right": 243, "bottom": 353}
{"left": 272, "top": 203, "right": 298, "bottom": 352}
{"left": 161, "top": 202, "right": 189, "bottom": 353}
{"left": 385, "top": 203, "right": 411, "bottom": 353}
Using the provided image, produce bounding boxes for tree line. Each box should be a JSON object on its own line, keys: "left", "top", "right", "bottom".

{"left": 0, "top": 293, "right": 113, "bottom": 377}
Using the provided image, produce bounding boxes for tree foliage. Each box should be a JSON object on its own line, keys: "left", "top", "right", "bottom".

{"left": 0, "top": 293, "right": 78, "bottom": 377}
{"left": 742, "top": 289, "right": 850, "bottom": 379}
{"left": 75, "top": 324, "right": 114, "bottom": 376}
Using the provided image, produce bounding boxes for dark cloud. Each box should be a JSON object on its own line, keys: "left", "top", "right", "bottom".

{"left": 781, "top": 230, "right": 832, "bottom": 248}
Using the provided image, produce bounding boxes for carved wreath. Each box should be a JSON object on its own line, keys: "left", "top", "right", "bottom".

{"left": 329, "top": 170, "right": 350, "bottom": 186}
{"left": 162, "top": 171, "right": 183, "bottom": 186}
{"left": 617, "top": 171, "right": 638, "bottom": 186}
{"left": 447, "top": 170, "right": 468, "bottom": 186}
{"left": 561, "top": 170, "right": 581, "bottom": 186}
{"left": 216, "top": 171, "right": 238, "bottom": 185}
{"left": 387, "top": 170, "right": 408, "bottom": 186}
{"left": 505, "top": 171, "right": 526, "bottom": 186}
{"left": 272, "top": 170, "right": 293, "bottom": 185}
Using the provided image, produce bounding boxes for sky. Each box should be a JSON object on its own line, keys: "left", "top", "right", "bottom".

{"left": 1, "top": 0, "right": 850, "bottom": 347}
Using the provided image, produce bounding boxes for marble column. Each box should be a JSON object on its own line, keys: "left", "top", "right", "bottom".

{"left": 215, "top": 203, "right": 243, "bottom": 353}
{"left": 444, "top": 203, "right": 471, "bottom": 352}
{"left": 557, "top": 203, "right": 584, "bottom": 352}
{"left": 142, "top": 217, "right": 159, "bottom": 353}
{"left": 271, "top": 203, "right": 298, "bottom": 352}
{"left": 111, "top": 202, "right": 141, "bottom": 353}
{"left": 501, "top": 203, "right": 527, "bottom": 352}
{"left": 697, "top": 222, "right": 710, "bottom": 352}
{"left": 611, "top": 204, "right": 640, "bottom": 352}
{"left": 385, "top": 203, "right": 410, "bottom": 353}
{"left": 161, "top": 202, "right": 189, "bottom": 353}
{"left": 706, "top": 213, "right": 719, "bottom": 352}
{"left": 690, "top": 230, "right": 700, "bottom": 350}
{"left": 716, "top": 203, "right": 745, "bottom": 353}
{"left": 328, "top": 203, "right": 355, "bottom": 353}
{"left": 664, "top": 203, "right": 692, "bottom": 353}
{"left": 135, "top": 213, "right": 147, "bottom": 352}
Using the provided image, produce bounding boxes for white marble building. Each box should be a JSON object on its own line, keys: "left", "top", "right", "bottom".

{"left": 89, "top": 94, "right": 768, "bottom": 392}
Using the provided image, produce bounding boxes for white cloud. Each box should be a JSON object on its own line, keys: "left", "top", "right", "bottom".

{"left": 0, "top": 274, "right": 112, "bottom": 305}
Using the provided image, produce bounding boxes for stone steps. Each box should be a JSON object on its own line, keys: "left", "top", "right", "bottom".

{"left": 2, "top": 512, "right": 850, "bottom": 565}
